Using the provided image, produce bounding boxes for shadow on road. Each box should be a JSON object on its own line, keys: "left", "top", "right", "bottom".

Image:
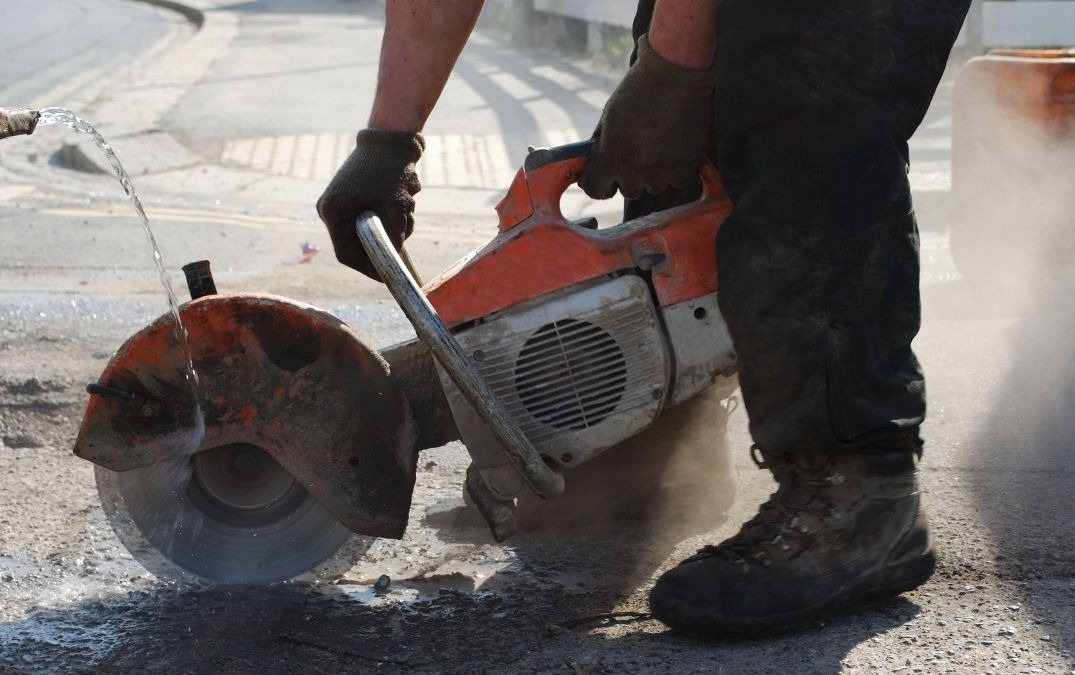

{"left": 453, "top": 38, "right": 609, "bottom": 153}
{"left": 0, "top": 581, "right": 923, "bottom": 673}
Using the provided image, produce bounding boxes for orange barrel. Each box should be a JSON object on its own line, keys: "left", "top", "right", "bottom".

{"left": 949, "top": 49, "right": 1075, "bottom": 285}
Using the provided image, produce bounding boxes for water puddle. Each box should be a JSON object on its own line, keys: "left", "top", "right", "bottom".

{"left": 32, "top": 107, "right": 204, "bottom": 439}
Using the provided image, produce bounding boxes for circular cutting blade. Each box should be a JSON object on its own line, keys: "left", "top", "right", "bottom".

{"left": 96, "top": 444, "right": 373, "bottom": 585}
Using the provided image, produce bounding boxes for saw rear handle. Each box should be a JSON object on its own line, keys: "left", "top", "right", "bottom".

{"left": 355, "top": 212, "right": 566, "bottom": 500}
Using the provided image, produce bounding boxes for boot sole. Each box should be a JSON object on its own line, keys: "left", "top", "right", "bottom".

{"left": 652, "top": 549, "right": 937, "bottom": 639}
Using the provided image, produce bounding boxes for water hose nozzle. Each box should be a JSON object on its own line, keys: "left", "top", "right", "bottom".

{"left": 0, "top": 108, "right": 40, "bottom": 139}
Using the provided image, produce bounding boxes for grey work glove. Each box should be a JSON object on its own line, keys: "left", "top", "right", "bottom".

{"left": 579, "top": 34, "right": 717, "bottom": 200}
{"left": 317, "top": 129, "right": 425, "bottom": 280}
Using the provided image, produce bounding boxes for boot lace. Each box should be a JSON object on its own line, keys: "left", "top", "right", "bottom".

{"left": 689, "top": 446, "right": 846, "bottom": 568}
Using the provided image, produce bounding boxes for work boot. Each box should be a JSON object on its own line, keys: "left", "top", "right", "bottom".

{"left": 649, "top": 445, "right": 935, "bottom": 637}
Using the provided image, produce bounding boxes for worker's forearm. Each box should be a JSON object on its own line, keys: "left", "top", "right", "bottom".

{"left": 368, "top": 0, "right": 485, "bottom": 132}
{"left": 648, "top": 0, "right": 719, "bottom": 70}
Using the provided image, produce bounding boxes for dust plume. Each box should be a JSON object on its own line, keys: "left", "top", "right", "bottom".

{"left": 931, "top": 51, "right": 1075, "bottom": 656}
{"left": 500, "top": 382, "right": 738, "bottom": 605}
{"left": 946, "top": 53, "right": 1075, "bottom": 305}
{"left": 516, "top": 382, "right": 738, "bottom": 536}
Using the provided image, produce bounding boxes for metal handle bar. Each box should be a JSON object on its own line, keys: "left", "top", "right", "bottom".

{"left": 355, "top": 212, "right": 565, "bottom": 499}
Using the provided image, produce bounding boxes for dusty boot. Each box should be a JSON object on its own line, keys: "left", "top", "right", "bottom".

{"left": 648, "top": 445, "right": 935, "bottom": 637}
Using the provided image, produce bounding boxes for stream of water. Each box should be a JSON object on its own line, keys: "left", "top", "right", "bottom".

{"left": 35, "top": 108, "right": 204, "bottom": 443}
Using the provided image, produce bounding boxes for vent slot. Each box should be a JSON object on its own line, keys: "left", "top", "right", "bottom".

{"left": 514, "top": 319, "right": 628, "bottom": 430}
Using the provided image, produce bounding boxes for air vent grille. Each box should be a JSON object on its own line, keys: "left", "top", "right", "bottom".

{"left": 444, "top": 275, "right": 669, "bottom": 460}
{"left": 514, "top": 319, "right": 627, "bottom": 430}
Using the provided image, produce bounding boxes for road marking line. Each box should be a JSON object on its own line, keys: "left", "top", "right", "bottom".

{"left": 222, "top": 130, "right": 580, "bottom": 190}
{"left": 36, "top": 206, "right": 317, "bottom": 231}
{"left": 0, "top": 185, "right": 37, "bottom": 203}
{"left": 225, "top": 137, "right": 255, "bottom": 166}
{"left": 314, "top": 132, "right": 339, "bottom": 181}
{"left": 215, "top": 128, "right": 956, "bottom": 198}
{"left": 422, "top": 134, "right": 447, "bottom": 187}
{"left": 249, "top": 136, "right": 275, "bottom": 171}
{"left": 442, "top": 133, "right": 467, "bottom": 186}
{"left": 271, "top": 134, "right": 296, "bottom": 176}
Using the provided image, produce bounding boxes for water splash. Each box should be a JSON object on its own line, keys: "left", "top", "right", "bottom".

{"left": 35, "top": 108, "right": 203, "bottom": 432}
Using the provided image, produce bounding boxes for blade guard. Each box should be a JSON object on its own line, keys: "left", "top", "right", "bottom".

{"left": 74, "top": 294, "right": 418, "bottom": 539}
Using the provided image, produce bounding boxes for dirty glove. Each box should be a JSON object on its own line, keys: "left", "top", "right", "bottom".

{"left": 317, "top": 129, "right": 425, "bottom": 280}
{"left": 579, "top": 34, "right": 717, "bottom": 200}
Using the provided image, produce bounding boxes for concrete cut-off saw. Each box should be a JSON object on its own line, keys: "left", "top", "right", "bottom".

{"left": 75, "top": 141, "right": 739, "bottom": 584}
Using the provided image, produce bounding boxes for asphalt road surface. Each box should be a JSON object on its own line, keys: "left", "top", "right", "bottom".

{"left": 1, "top": 1, "right": 1073, "bottom": 673}
{"left": 0, "top": 0, "right": 178, "bottom": 109}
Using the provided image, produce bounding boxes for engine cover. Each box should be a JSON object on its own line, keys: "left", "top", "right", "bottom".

{"left": 439, "top": 274, "right": 671, "bottom": 478}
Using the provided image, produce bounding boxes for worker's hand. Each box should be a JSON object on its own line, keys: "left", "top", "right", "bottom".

{"left": 579, "top": 34, "right": 717, "bottom": 200}
{"left": 317, "top": 129, "right": 425, "bottom": 280}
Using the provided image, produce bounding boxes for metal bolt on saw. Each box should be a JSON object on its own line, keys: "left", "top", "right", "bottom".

{"left": 74, "top": 140, "right": 740, "bottom": 584}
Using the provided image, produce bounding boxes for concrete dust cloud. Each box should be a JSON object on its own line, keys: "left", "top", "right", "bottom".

{"left": 517, "top": 383, "right": 737, "bottom": 535}
{"left": 507, "top": 382, "right": 738, "bottom": 598}
{"left": 947, "top": 52, "right": 1075, "bottom": 301}
{"left": 925, "top": 51, "right": 1075, "bottom": 658}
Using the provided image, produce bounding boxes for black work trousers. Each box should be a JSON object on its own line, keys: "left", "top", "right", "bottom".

{"left": 628, "top": 1, "right": 970, "bottom": 452}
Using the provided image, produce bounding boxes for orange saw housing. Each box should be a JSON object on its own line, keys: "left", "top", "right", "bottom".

{"left": 425, "top": 147, "right": 733, "bottom": 327}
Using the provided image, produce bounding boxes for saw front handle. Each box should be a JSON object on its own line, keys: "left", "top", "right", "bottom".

{"left": 355, "top": 212, "right": 566, "bottom": 500}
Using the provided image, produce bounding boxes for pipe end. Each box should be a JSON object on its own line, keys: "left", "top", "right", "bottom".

{"left": 0, "top": 108, "right": 40, "bottom": 139}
